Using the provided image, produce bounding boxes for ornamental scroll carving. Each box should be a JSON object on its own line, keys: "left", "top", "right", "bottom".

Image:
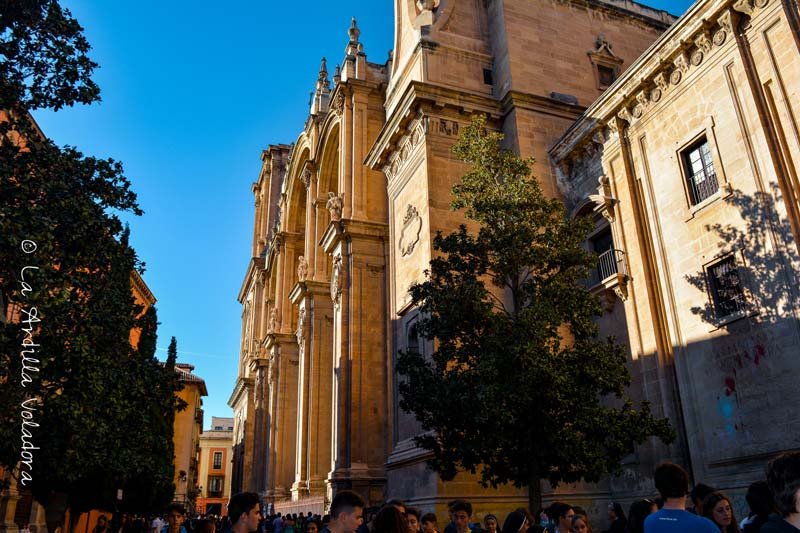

{"left": 399, "top": 205, "right": 423, "bottom": 257}
{"left": 300, "top": 168, "right": 312, "bottom": 189}
{"left": 296, "top": 307, "right": 308, "bottom": 354}
{"left": 333, "top": 92, "right": 345, "bottom": 115}
{"left": 382, "top": 117, "right": 428, "bottom": 182}
{"left": 331, "top": 254, "right": 344, "bottom": 306}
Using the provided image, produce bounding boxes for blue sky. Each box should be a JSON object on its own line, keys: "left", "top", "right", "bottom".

{"left": 32, "top": 0, "right": 693, "bottom": 421}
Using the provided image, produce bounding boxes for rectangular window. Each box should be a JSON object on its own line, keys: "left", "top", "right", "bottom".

{"left": 213, "top": 451, "right": 222, "bottom": 469}
{"left": 207, "top": 476, "right": 223, "bottom": 496}
{"left": 707, "top": 255, "right": 745, "bottom": 318}
{"left": 598, "top": 65, "right": 616, "bottom": 87}
{"left": 683, "top": 138, "right": 719, "bottom": 205}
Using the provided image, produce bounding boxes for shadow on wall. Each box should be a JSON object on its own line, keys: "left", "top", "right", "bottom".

{"left": 679, "top": 183, "right": 800, "bottom": 466}
{"left": 684, "top": 184, "right": 800, "bottom": 326}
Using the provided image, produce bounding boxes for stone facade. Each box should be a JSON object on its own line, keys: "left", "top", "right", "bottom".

{"left": 232, "top": 0, "right": 800, "bottom": 524}
{"left": 550, "top": 0, "right": 800, "bottom": 511}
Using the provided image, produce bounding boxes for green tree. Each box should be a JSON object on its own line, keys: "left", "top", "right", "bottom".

{"left": 0, "top": 0, "right": 179, "bottom": 520}
{"left": 396, "top": 117, "right": 674, "bottom": 511}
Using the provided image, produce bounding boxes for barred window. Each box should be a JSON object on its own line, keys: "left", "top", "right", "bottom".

{"left": 707, "top": 255, "right": 745, "bottom": 318}
{"left": 213, "top": 451, "right": 222, "bottom": 469}
{"left": 683, "top": 138, "right": 719, "bottom": 205}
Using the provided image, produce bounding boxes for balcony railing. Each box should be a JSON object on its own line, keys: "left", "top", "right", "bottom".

{"left": 587, "top": 248, "right": 627, "bottom": 288}
{"left": 689, "top": 169, "right": 719, "bottom": 205}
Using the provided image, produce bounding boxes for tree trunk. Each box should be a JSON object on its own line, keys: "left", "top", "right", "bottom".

{"left": 527, "top": 471, "right": 542, "bottom": 514}
{"left": 44, "top": 491, "right": 68, "bottom": 533}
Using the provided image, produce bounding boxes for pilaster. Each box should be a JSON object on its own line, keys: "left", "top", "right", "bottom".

{"left": 322, "top": 219, "right": 390, "bottom": 506}
{"left": 265, "top": 333, "right": 300, "bottom": 501}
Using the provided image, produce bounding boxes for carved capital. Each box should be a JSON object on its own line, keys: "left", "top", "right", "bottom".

{"left": 695, "top": 32, "right": 713, "bottom": 53}
{"left": 616, "top": 107, "right": 633, "bottom": 124}
{"left": 653, "top": 72, "right": 669, "bottom": 91}
{"left": 732, "top": 0, "right": 754, "bottom": 14}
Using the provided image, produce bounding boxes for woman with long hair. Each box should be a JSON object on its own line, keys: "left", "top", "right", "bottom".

{"left": 703, "top": 492, "right": 741, "bottom": 533}
{"left": 626, "top": 500, "right": 657, "bottom": 533}
{"left": 605, "top": 503, "right": 627, "bottom": 533}
{"left": 502, "top": 512, "right": 529, "bottom": 533}
{"left": 571, "top": 515, "right": 592, "bottom": 533}
{"left": 304, "top": 520, "right": 322, "bottom": 533}
{"left": 372, "top": 506, "right": 408, "bottom": 533}
{"left": 484, "top": 515, "right": 500, "bottom": 533}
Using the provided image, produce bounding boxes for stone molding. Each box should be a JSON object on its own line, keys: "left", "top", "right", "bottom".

{"left": 382, "top": 115, "right": 428, "bottom": 182}
{"left": 550, "top": 0, "right": 771, "bottom": 161}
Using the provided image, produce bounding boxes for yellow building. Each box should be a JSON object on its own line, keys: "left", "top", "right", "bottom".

{"left": 197, "top": 417, "right": 234, "bottom": 516}
{"left": 173, "top": 363, "right": 208, "bottom": 511}
{"left": 232, "top": 0, "right": 800, "bottom": 523}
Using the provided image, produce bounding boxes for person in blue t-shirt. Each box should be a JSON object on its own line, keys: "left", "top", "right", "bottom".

{"left": 644, "top": 463, "right": 719, "bottom": 533}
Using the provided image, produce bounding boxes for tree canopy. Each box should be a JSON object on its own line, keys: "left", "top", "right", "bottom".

{"left": 0, "top": 0, "right": 180, "bottom": 518}
{"left": 396, "top": 116, "right": 674, "bottom": 510}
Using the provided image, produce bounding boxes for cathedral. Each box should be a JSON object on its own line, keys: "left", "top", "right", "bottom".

{"left": 230, "top": 0, "right": 800, "bottom": 521}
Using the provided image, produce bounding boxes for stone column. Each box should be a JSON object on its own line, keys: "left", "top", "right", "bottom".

{"left": 265, "top": 333, "right": 300, "bottom": 501}
{"left": 251, "top": 357, "right": 270, "bottom": 495}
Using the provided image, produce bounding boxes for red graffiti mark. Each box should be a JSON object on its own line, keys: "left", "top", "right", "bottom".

{"left": 754, "top": 344, "right": 766, "bottom": 366}
{"left": 724, "top": 376, "right": 736, "bottom": 396}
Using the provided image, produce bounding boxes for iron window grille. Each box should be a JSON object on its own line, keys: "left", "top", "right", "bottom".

{"left": 683, "top": 138, "right": 719, "bottom": 205}
{"left": 707, "top": 255, "right": 745, "bottom": 318}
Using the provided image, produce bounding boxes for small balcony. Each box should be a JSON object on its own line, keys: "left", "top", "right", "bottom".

{"left": 586, "top": 248, "right": 629, "bottom": 303}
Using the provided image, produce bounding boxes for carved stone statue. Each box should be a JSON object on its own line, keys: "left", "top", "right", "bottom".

{"left": 327, "top": 192, "right": 344, "bottom": 222}
{"left": 268, "top": 307, "right": 278, "bottom": 334}
{"left": 297, "top": 255, "right": 308, "bottom": 282}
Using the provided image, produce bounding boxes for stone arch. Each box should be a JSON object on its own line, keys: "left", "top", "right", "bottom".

{"left": 285, "top": 146, "right": 310, "bottom": 235}
{"left": 312, "top": 121, "right": 340, "bottom": 282}
{"left": 316, "top": 120, "right": 341, "bottom": 197}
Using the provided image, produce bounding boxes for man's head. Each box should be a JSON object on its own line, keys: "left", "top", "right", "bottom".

{"left": 654, "top": 462, "right": 690, "bottom": 500}
{"left": 690, "top": 484, "right": 716, "bottom": 514}
{"left": 329, "top": 490, "right": 365, "bottom": 533}
{"left": 229, "top": 492, "right": 261, "bottom": 532}
{"left": 767, "top": 451, "right": 800, "bottom": 517}
{"left": 166, "top": 505, "right": 186, "bottom": 531}
{"left": 548, "top": 503, "right": 575, "bottom": 531}
{"left": 451, "top": 501, "right": 472, "bottom": 532}
{"left": 421, "top": 513, "right": 438, "bottom": 533}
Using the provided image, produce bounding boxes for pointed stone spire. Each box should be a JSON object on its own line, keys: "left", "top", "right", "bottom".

{"left": 348, "top": 17, "right": 360, "bottom": 44}
{"left": 333, "top": 64, "right": 341, "bottom": 85}
{"left": 311, "top": 57, "right": 331, "bottom": 114}
{"left": 345, "top": 17, "right": 360, "bottom": 57}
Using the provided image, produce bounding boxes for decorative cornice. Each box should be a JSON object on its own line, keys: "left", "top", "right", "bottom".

{"left": 130, "top": 270, "right": 156, "bottom": 307}
{"left": 550, "top": 0, "right": 771, "bottom": 160}
{"left": 227, "top": 377, "right": 255, "bottom": 408}
{"left": 366, "top": 80, "right": 501, "bottom": 170}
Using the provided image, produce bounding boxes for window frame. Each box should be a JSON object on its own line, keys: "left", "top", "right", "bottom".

{"left": 212, "top": 451, "right": 223, "bottom": 470}
{"left": 702, "top": 252, "right": 749, "bottom": 323}
{"left": 676, "top": 117, "right": 731, "bottom": 217}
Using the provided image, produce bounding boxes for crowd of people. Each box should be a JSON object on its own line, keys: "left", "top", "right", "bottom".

{"left": 105, "top": 450, "right": 800, "bottom": 533}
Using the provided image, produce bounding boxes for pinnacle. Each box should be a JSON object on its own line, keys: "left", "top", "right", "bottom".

{"left": 348, "top": 17, "right": 360, "bottom": 43}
